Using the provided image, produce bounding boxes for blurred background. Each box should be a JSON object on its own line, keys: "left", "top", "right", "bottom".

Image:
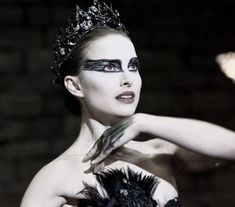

{"left": 0, "top": 0, "right": 235, "bottom": 206}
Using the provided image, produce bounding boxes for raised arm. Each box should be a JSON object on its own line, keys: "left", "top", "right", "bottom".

{"left": 83, "top": 113, "right": 235, "bottom": 165}
{"left": 141, "top": 114, "right": 235, "bottom": 160}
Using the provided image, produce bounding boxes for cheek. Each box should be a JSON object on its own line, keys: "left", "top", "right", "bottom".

{"left": 138, "top": 75, "right": 142, "bottom": 88}
{"left": 134, "top": 73, "right": 142, "bottom": 92}
{"left": 81, "top": 74, "right": 117, "bottom": 98}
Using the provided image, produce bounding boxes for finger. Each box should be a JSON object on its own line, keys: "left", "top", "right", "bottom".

{"left": 100, "top": 132, "right": 123, "bottom": 155}
{"left": 82, "top": 142, "right": 99, "bottom": 162}
{"left": 83, "top": 166, "right": 93, "bottom": 174}
{"left": 83, "top": 119, "right": 132, "bottom": 162}
{"left": 91, "top": 140, "right": 125, "bottom": 165}
{"left": 91, "top": 155, "right": 105, "bottom": 166}
{"left": 84, "top": 135, "right": 112, "bottom": 163}
{"left": 109, "top": 119, "right": 132, "bottom": 135}
{"left": 93, "top": 162, "right": 105, "bottom": 173}
{"left": 91, "top": 148, "right": 114, "bottom": 165}
{"left": 109, "top": 120, "right": 133, "bottom": 145}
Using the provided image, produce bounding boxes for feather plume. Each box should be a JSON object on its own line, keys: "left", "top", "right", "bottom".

{"left": 78, "top": 168, "right": 158, "bottom": 207}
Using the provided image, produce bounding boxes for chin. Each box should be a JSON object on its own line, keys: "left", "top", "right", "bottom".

{"left": 89, "top": 102, "right": 138, "bottom": 123}
{"left": 112, "top": 106, "right": 136, "bottom": 118}
{"left": 114, "top": 101, "right": 138, "bottom": 116}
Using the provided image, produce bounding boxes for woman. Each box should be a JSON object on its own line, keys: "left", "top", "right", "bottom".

{"left": 20, "top": 1, "right": 235, "bottom": 207}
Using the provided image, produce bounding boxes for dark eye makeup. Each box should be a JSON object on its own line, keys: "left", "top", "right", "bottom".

{"left": 82, "top": 59, "right": 122, "bottom": 72}
{"left": 82, "top": 57, "right": 139, "bottom": 72}
{"left": 128, "top": 57, "right": 139, "bottom": 72}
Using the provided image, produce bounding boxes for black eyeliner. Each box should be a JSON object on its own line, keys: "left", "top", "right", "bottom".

{"left": 128, "top": 57, "right": 139, "bottom": 71}
{"left": 82, "top": 59, "right": 122, "bottom": 72}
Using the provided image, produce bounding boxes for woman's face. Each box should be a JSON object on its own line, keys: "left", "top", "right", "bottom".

{"left": 78, "top": 34, "right": 142, "bottom": 122}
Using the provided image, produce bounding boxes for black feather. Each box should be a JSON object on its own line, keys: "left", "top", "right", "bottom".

{"left": 78, "top": 168, "right": 159, "bottom": 207}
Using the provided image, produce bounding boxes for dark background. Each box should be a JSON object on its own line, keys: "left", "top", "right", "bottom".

{"left": 0, "top": 0, "right": 235, "bottom": 206}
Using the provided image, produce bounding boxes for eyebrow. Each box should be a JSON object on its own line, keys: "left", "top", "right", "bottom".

{"left": 128, "top": 57, "right": 139, "bottom": 65}
{"left": 82, "top": 59, "right": 122, "bottom": 71}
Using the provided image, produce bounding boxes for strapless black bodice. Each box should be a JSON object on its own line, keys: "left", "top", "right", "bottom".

{"left": 79, "top": 197, "right": 180, "bottom": 207}
{"left": 164, "top": 197, "right": 181, "bottom": 207}
{"left": 77, "top": 168, "right": 181, "bottom": 207}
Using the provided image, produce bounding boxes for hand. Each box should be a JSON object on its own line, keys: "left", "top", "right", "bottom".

{"left": 83, "top": 114, "right": 142, "bottom": 166}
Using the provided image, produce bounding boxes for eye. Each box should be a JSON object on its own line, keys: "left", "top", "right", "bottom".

{"left": 103, "top": 64, "right": 120, "bottom": 72}
{"left": 128, "top": 63, "right": 138, "bottom": 72}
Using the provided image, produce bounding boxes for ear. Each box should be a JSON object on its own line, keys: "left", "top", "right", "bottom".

{"left": 64, "top": 75, "right": 84, "bottom": 98}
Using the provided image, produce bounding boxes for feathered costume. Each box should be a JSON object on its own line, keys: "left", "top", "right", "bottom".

{"left": 78, "top": 168, "right": 180, "bottom": 207}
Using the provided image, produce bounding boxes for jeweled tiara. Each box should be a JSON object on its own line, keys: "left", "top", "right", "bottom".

{"left": 52, "top": 0, "right": 128, "bottom": 84}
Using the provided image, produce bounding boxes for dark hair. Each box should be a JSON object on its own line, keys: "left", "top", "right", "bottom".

{"left": 60, "top": 26, "right": 129, "bottom": 116}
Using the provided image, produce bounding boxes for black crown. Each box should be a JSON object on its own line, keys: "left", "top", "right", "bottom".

{"left": 52, "top": 0, "right": 128, "bottom": 84}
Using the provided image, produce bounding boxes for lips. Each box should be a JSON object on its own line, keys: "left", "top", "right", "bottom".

{"left": 115, "top": 91, "right": 135, "bottom": 104}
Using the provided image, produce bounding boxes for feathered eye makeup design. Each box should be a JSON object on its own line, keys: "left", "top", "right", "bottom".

{"left": 83, "top": 59, "right": 122, "bottom": 72}
{"left": 128, "top": 57, "right": 139, "bottom": 72}
{"left": 82, "top": 57, "right": 139, "bottom": 73}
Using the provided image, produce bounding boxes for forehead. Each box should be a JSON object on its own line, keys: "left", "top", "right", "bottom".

{"left": 85, "top": 34, "right": 137, "bottom": 60}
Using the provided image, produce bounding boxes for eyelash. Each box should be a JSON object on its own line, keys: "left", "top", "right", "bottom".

{"left": 128, "top": 63, "right": 139, "bottom": 72}
{"left": 103, "top": 63, "right": 121, "bottom": 72}
{"left": 103, "top": 63, "right": 138, "bottom": 72}
{"left": 83, "top": 60, "right": 139, "bottom": 72}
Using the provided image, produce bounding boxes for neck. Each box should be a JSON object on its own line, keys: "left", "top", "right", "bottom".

{"left": 64, "top": 109, "right": 125, "bottom": 155}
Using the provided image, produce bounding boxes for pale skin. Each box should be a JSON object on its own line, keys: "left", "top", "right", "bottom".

{"left": 21, "top": 34, "right": 235, "bottom": 207}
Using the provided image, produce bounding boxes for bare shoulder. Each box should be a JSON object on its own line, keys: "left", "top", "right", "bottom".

{"left": 21, "top": 155, "right": 86, "bottom": 207}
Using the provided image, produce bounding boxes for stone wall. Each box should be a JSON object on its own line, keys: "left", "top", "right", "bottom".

{"left": 0, "top": 0, "right": 235, "bottom": 206}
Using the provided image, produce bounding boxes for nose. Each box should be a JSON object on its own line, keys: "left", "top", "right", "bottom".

{"left": 120, "top": 71, "right": 133, "bottom": 87}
